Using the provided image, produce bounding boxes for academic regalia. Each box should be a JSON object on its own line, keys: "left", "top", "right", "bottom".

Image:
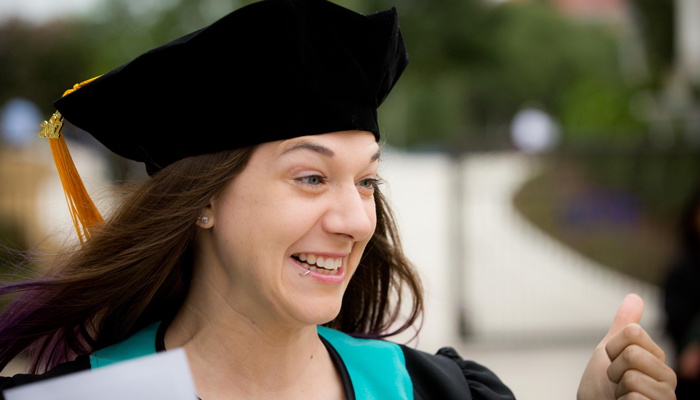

{"left": 1, "top": 320, "right": 515, "bottom": 400}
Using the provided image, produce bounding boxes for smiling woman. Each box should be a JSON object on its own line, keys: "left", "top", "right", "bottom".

{"left": 184, "top": 133, "right": 382, "bottom": 331}
{"left": 0, "top": 0, "right": 677, "bottom": 399}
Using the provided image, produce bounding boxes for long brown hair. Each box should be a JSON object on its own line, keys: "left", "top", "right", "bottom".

{"left": 0, "top": 146, "right": 423, "bottom": 373}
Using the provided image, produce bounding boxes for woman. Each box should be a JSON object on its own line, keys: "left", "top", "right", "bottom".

{"left": 0, "top": 0, "right": 676, "bottom": 399}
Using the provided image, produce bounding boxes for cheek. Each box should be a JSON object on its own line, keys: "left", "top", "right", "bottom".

{"left": 263, "top": 197, "right": 325, "bottom": 242}
{"left": 221, "top": 193, "right": 323, "bottom": 260}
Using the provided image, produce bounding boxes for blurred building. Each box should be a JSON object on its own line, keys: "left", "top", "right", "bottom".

{"left": 0, "top": 145, "right": 51, "bottom": 247}
{"left": 550, "top": 0, "right": 627, "bottom": 22}
{"left": 0, "top": 99, "right": 49, "bottom": 248}
{"left": 677, "top": 0, "right": 700, "bottom": 86}
{"left": 496, "top": 0, "right": 629, "bottom": 23}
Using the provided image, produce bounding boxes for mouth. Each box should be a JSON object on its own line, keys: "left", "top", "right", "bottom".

{"left": 291, "top": 253, "right": 343, "bottom": 276}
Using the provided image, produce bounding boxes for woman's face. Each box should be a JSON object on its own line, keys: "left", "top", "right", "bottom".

{"left": 203, "top": 131, "right": 380, "bottom": 327}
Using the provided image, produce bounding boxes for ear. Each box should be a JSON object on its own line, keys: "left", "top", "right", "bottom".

{"left": 196, "top": 205, "right": 213, "bottom": 229}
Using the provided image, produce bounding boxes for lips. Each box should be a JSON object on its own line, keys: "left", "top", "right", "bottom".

{"left": 291, "top": 253, "right": 342, "bottom": 275}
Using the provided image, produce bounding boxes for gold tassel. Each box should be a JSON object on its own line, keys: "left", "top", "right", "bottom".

{"left": 39, "top": 76, "right": 103, "bottom": 244}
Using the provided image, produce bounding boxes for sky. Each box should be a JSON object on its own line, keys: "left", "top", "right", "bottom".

{"left": 0, "top": 0, "right": 104, "bottom": 24}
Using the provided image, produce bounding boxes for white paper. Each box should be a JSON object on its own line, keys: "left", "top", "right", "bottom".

{"left": 3, "top": 349, "right": 197, "bottom": 400}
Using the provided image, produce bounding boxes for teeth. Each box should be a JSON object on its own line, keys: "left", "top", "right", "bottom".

{"left": 294, "top": 253, "right": 343, "bottom": 271}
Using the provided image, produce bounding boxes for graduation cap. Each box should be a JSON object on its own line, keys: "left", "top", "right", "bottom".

{"left": 38, "top": 0, "right": 409, "bottom": 242}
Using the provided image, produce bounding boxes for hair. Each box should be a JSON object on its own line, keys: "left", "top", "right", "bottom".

{"left": 0, "top": 146, "right": 423, "bottom": 373}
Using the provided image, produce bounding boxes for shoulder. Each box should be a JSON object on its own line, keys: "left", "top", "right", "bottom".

{"left": 0, "top": 321, "right": 161, "bottom": 397}
{"left": 318, "top": 326, "right": 413, "bottom": 399}
{"left": 89, "top": 321, "right": 160, "bottom": 368}
{"left": 317, "top": 327, "right": 514, "bottom": 400}
{"left": 0, "top": 355, "right": 91, "bottom": 397}
{"left": 399, "top": 345, "right": 515, "bottom": 400}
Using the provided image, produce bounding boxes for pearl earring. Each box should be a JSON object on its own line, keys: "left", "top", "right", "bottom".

{"left": 198, "top": 216, "right": 209, "bottom": 224}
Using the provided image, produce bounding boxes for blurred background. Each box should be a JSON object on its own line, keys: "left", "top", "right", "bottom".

{"left": 0, "top": 0, "right": 696, "bottom": 398}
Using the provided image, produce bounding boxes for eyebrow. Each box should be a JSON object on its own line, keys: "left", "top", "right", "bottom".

{"left": 280, "top": 141, "right": 381, "bottom": 162}
{"left": 281, "top": 142, "right": 335, "bottom": 157}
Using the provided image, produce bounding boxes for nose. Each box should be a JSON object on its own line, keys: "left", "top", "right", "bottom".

{"left": 321, "top": 183, "right": 375, "bottom": 241}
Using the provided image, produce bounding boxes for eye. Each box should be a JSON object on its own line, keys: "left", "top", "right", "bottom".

{"left": 296, "top": 175, "right": 327, "bottom": 186}
{"left": 358, "top": 177, "right": 382, "bottom": 190}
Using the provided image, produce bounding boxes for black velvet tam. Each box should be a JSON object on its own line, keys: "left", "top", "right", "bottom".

{"left": 53, "top": 0, "right": 408, "bottom": 174}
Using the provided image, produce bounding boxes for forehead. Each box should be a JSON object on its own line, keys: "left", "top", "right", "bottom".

{"left": 270, "top": 131, "right": 380, "bottom": 158}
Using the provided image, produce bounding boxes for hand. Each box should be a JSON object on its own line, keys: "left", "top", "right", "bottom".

{"left": 577, "top": 294, "right": 677, "bottom": 400}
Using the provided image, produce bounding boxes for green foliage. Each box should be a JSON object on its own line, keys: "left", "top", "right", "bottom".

{"left": 559, "top": 77, "right": 641, "bottom": 137}
{"left": 82, "top": 0, "right": 240, "bottom": 77}
{"left": 629, "top": 0, "right": 674, "bottom": 85}
{"left": 373, "top": 0, "right": 641, "bottom": 148}
{"left": 0, "top": 20, "right": 91, "bottom": 117}
{"left": 485, "top": 3, "right": 640, "bottom": 134}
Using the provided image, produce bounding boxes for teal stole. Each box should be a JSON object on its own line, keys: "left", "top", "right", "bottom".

{"left": 90, "top": 323, "right": 414, "bottom": 400}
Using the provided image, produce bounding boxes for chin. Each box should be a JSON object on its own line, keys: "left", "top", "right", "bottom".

{"left": 292, "top": 295, "right": 344, "bottom": 327}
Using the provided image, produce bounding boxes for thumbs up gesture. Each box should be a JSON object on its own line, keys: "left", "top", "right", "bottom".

{"left": 577, "top": 294, "right": 677, "bottom": 399}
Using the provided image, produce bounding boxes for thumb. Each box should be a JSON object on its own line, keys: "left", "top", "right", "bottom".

{"left": 602, "top": 293, "right": 644, "bottom": 343}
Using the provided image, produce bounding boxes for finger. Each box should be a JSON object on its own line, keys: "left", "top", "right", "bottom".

{"left": 607, "top": 344, "right": 677, "bottom": 385}
{"left": 603, "top": 294, "right": 645, "bottom": 344}
{"left": 617, "top": 393, "right": 651, "bottom": 400}
{"left": 614, "top": 369, "right": 676, "bottom": 400}
{"left": 606, "top": 324, "right": 666, "bottom": 364}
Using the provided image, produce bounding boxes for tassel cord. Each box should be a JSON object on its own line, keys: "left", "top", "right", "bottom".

{"left": 41, "top": 75, "right": 104, "bottom": 243}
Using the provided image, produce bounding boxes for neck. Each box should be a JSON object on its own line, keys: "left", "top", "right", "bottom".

{"left": 164, "top": 264, "right": 342, "bottom": 399}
